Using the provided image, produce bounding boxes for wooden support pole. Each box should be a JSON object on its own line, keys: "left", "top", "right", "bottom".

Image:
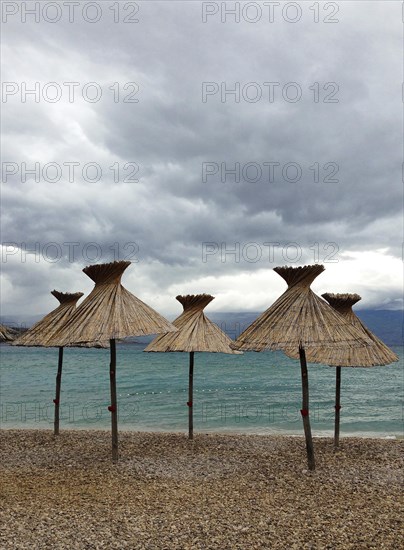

{"left": 334, "top": 366, "right": 342, "bottom": 449}
{"left": 299, "top": 345, "right": 315, "bottom": 471}
{"left": 109, "top": 338, "right": 118, "bottom": 463}
{"left": 53, "top": 347, "right": 63, "bottom": 436}
{"left": 188, "top": 351, "right": 194, "bottom": 440}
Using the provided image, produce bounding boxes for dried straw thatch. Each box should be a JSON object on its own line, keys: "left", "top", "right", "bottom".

{"left": 0, "top": 324, "right": 15, "bottom": 342}
{"left": 145, "top": 294, "right": 241, "bottom": 439}
{"left": 12, "top": 290, "right": 87, "bottom": 435}
{"left": 47, "top": 261, "right": 177, "bottom": 347}
{"left": 321, "top": 293, "right": 398, "bottom": 367}
{"left": 145, "top": 294, "right": 241, "bottom": 354}
{"left": 232, "top": 265, "right": 375, "bottom": 471}
{"left": 321, "top": 293, "right": 398, "bottom": 448}
{"left": 233, "top": 265, "right": 374, "bottom": 363}
{"left": 45, "top": 261, "right": 177, "bottom": 462}
{"left": 12, "top": 291, "right": 84, "bottom": 347}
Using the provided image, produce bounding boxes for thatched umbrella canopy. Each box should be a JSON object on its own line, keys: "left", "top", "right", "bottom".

{"left": 232, "top": 265, "right": 374, "bottom": 470}
{"left": 0, "top": 324, "right": 15, "bottom": 342}
{"left": 46, "top": 261, "right": 178, "bottom": 462}
{"left": 12, "top": 291, "right": 85, "bottom": 435}
{"left": 321, "top": 293, "right": 398, "bottom": 448}
{"left": 13, "top": 291, "right": 83, "bottom": 347}
{"left": 145, "top": 294, "right": 241, "bottom": 439}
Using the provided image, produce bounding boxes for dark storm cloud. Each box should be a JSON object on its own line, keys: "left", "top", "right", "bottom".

{"left": 1, "top": 1, "right": 402, "bottom": 316}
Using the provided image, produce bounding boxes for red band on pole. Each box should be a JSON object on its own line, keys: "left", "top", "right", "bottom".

{"left": 187, "top": 401, "right": 193, "bottom": 407}
{"left": 108, "top": 405, "right": 116, "bottom": 413}
{"left": 53, "top": 399, "right": 59, "bottom": 405}
{"left": 334, "top": 405, "right": 342, "bottom": 411}
{"left": 300, "top": 409, "right": 309, "bottom": 417}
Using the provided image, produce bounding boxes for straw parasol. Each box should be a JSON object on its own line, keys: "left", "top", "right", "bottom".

{"left": 232, "top": 265, "right": 374, "bottom": 470}
{"left": 0, "top": 324, "right": 15, "bottom": 342}
{"left": 321, "top": 293, "right": 398, "bottom": 448}
{"left": 145, "top": 294, "right": 242, "bottom": 439}
{"left": 12, "top": 291, "right": 87, "bottom": 435}
{"left": 46, "top": 261, "right": 178, "bottom": 462}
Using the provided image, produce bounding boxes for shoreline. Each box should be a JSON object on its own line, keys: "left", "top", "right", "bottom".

{"left": 1, "top": 429, "right": 403, "bottom": 549}
{"left": 1, "top": 425, "right": 402, "bottom": 439}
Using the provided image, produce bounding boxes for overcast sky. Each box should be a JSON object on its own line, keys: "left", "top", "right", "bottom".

{"left": 1, "top": 1, "right": 402, "bottom": 320}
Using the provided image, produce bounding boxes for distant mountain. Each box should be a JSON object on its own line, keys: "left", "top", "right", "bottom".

{"left": 209, "top": 310, "right": 403, "bottom": 347}
{"left": 355, "top": 310, "right": 403, "bottom": 347}
{"left": 0, "top": 315, "right": 43, "bottom": 331}
{"left": 2, "top": 310, "right": 402, "bottom": 347}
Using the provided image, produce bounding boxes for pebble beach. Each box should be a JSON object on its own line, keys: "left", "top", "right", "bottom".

{"left": 1, "top": 430, "right": 403, "bottom": 549}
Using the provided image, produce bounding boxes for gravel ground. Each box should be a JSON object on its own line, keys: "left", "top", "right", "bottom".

{"left": 0, "top": 430, "right": 403, "bottom": 549}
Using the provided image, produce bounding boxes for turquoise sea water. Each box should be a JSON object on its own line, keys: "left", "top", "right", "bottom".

{"left": 0, "top": 344, "right": 403, "bottom": 437}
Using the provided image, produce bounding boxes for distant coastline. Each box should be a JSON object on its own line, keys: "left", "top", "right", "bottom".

{"left": 1, "top": 309, "right": 403, "bottom": 346}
